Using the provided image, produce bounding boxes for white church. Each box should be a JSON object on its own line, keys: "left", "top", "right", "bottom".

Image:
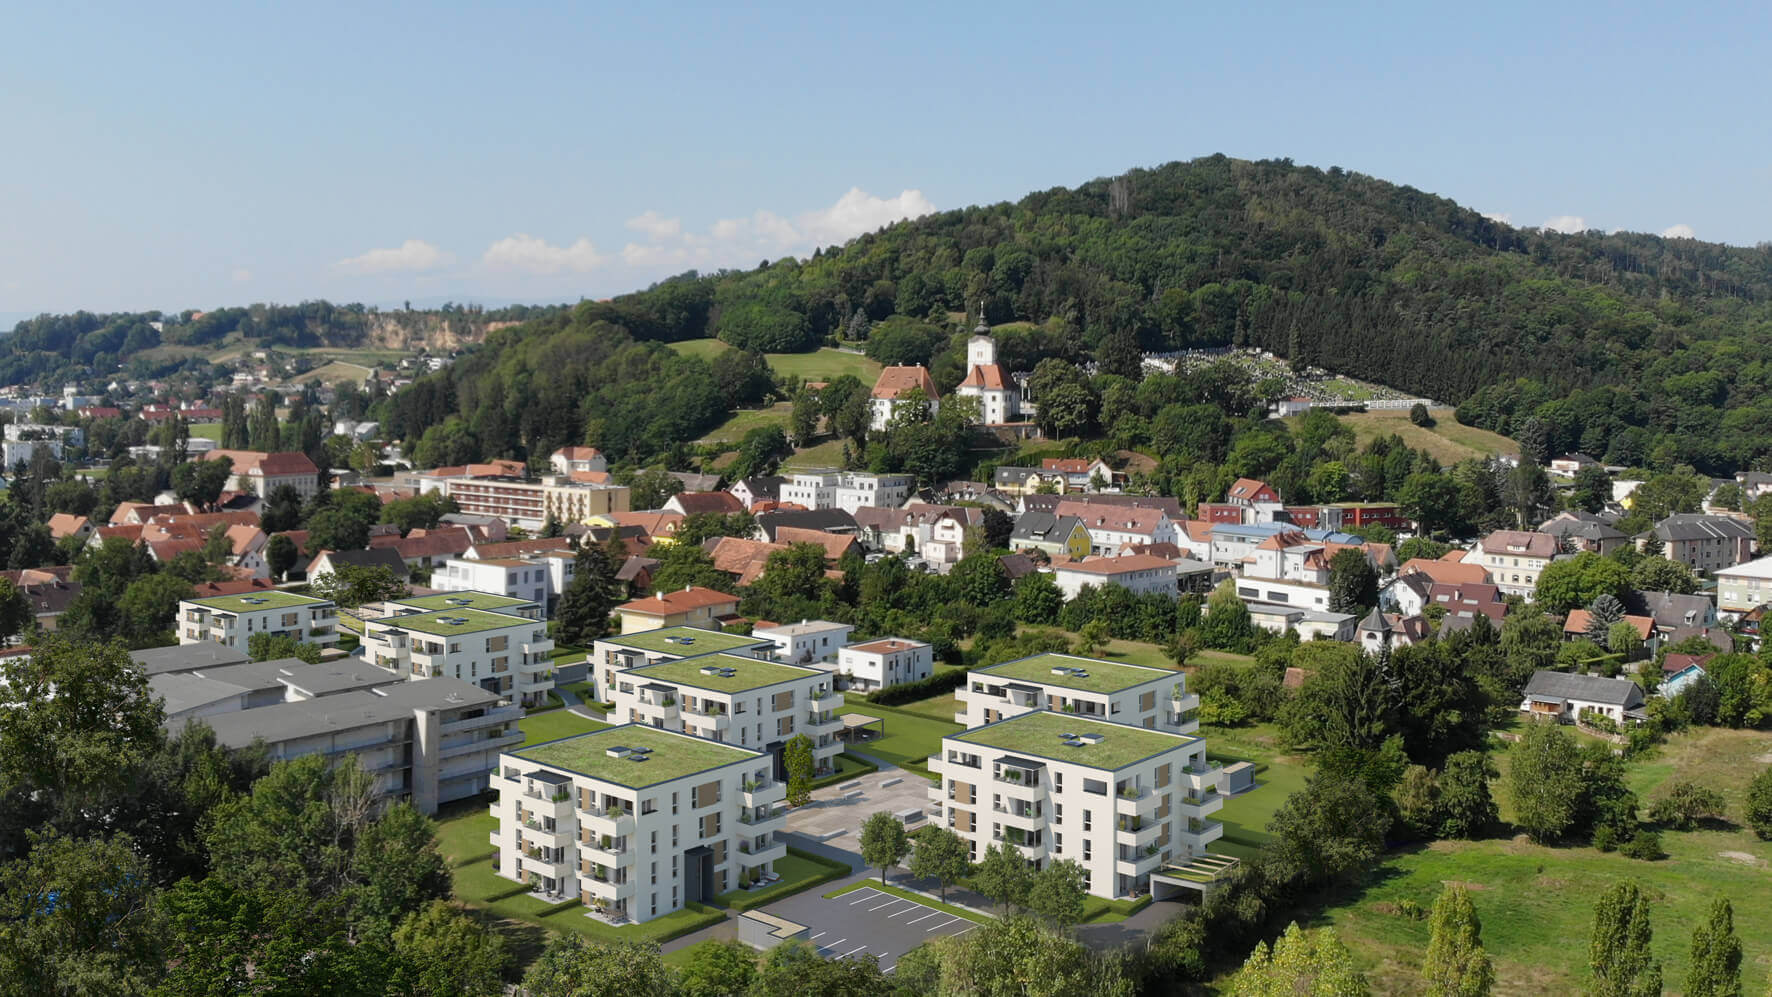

{"left": 954, "top": 315, "right": 1031, "bottom": 426}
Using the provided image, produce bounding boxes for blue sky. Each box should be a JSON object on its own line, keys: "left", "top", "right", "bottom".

{"left": 4, "top": 1, "right": 1768, "bottom": 321}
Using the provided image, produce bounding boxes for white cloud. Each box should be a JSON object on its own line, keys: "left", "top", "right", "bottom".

{"left": 1483, "top": 211, "right": 1512, "bottom": 225}
{"left": 615, "top": 187, "right": 937, "bottom": 273}
{"left": 230, "top": 267, "right": 252, "bottom": 283}
{"left": 1541, "top": 215, "right": 1588, "bottom": 235}
{"left": 480, "top": 234, "right": 607, "bottom": 274}
{"left": 625, "top": 210, "right": 681, "bottom": 240}
{"left": 336, "top": 239, "right": 454, "bottom": 275}
{"left": 798, "top": 187, "right": 936, "bottom": 244}
{"left": 1661, "top": 223, "right": 1696, "bottom": 239}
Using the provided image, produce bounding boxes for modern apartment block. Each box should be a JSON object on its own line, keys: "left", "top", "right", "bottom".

{"left": 430, "top": 557, "right": 552, "bottom": 608}
{"left": 178, "top": 591, "right": 339, "bottom": 651}
{"left": 590, "top": 626, "right": 775, "bottom": 700}
{"left": 491, "top": 725, "right": 787, "bottom": 923}
{"left": 388, "top": 590, "right": 544, "bottom": 621}
{"left": 607, "top": 652, "right": 844, "bottom": 777}
{"left": 779, "top": 469, "right": 914, "bottom": 514}
{"left": 139, "top": 645, "right": 520, "bottom": 815}
{"left": 927, "top": 711, "right": 1223, "bottom": 899}
{"left": 957, "top": 653, "right": 1199, "bottom": 735}
{"left": 750, "top": 619, "right": 854, "bottom": 666}
{"left": 359, "top": 607, "right": 555, "bottom": 708}
{"left": 835, "top": 637, "right": 933, "bottom": 692}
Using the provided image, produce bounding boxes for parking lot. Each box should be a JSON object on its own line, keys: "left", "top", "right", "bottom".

{"left": 762, "top": 883, "right": 980, "bottom": 973}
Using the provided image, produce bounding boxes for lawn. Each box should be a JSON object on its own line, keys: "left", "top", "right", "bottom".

{"left": 836, "top": 698, "right": 964, "bottom": 782}
{"left": 518, "top": 708, "right": 609, "bottom": 747}
{"left": 666, "top": 338, "right": 730, "bottom": 361}
{"left": 1066, "top": 635, "right": 1254, "bottom": 671}
{"left": 1308, "top": 725, "right": 1772, "bottom": 994}
{"left": 884, "top": 691, "right": 961, "bottom": 724}
{"left": 782, "top": 438, "right": 848, "bottom": 469}
{"left": 1199, "top": 722, "right": 1309, "bottom": 856}
{"left": 188, "top": 422, "right": 223, "bottom": 442}
{"left": 713, "top": 847, "right": 851, "bottom": 910}
{"left": 667, "top": 338, "right": 882, "bottom": 383}
{"left": 811, "top": 752, "right": 879, "bottom": 789}
{"left": 1297, "top": 408, "right": 1516, "bottom": 466}
{"left": 291, "top": 360, "right": 372, "bottom": 386}
{"left": 697, "top": 403, "right": 792, "bottom": 445}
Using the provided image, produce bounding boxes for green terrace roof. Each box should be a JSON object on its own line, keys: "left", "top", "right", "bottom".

{"left": 395, "top": 592, "right": 536, "bottom": 613}
{"left": 188, "top": 591, "right": 333, "bottom": 613}
{"left": 622, "top": 652, "right": 823, "bottom": 694}
{"left": 514, "top": 725, "right": 762, "bottom": 787}
{"left": 603, "top": 626, "right": 770, "bottom": 656}
{"left": 370, "top": 607, "right": 536, "bottom": 637}
{"left": 973, "top": 653, "right": 1173, "bottom": 695}
{"left": 953, "top": 710, "right": 1196, "bottom": 771}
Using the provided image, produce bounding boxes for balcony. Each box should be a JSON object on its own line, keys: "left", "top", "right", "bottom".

{"left": 682, "top": 706, "right": 731, "bottom": 732}
{"left": 804, "top": 711, "right": 842, "bottom": 736}
{"left": 1180, "top": 762, "right": 1225, "bottom": 793}
{"left": 440, "top": 727, "right": 523, "bottom": 758}
{"left": 633, "top": 697, "right": 680, "bottom": 725}
{"left": 581, "top": 873, "right": 637, "bottom": 901}
{"left": 517, "top": 673, "right": 555, "bottom": 695}
{"left": 581, "top": 807, "right": 636, "bottom": 838}
{"left": 810, "top": 689, "right": 843, "bottom": 712}
{"left": 1115, "top": 848, "right": 1165, "bottom": 877}
{"left": 992, "top": 804, "right": 1045, "bottom": 830}
{"left": 736, "top": 838, "right": 787, "bottom": 864}
{"left": 1114, "top": 816, "right": 1163, "bottom": 848}
{"left": 443, "top": 705, "right": 523, "bottom": 734}
{"left": 1178, "top": 819, "right": 1224, "bottom": 848}
{"left": 1176, "top": 789, "right": 1225, "bottom": 819}
{"left": 519, "top": 849, "right": 572, "bottom": 881}
{"left": 1114, "top": 786, "right": 1155, "bottom": 816}
{"left": 736, "top": 806, "right": 787, "bottom": 833}
{"left": 578, "top": 840, "right": 629, "bottom": 867}
{"left": 523, "top": 787, "right": 575, "bottom": 819}
{"left": 742, "top": 781, "right": 786, "bottom": 808}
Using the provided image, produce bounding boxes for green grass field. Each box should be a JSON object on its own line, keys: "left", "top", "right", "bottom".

{"left": 188, "top": 422, "right": 224, "bottom": 442}
{"left": 1308, "top": 725, "right": 1772, "bottom": 994}
{"left": 714, "top": 847, "right": 850, "bottom": 910}
{"left": 1293, "top": 408, "right": 1517, "bottom": 466}
{"left": 1069, "top": 635, "right": 1254, "bottom": 671}
{"left": 1198, "top": 723, "right": 1309, "bottom": 858}
{"left": 837, "top": 698, "right": 963, "bottom": 781}
{"left": 667, "top": 338, "right": 882, "bottom": 383}
{"left": 782, "top": 438, "right": 848, "bottom": 469}
{"left": 518, "top": 708, "right": 609, "bottom": 747}
{"left": 697, "top": 403, "right": 792, "bottom": 444}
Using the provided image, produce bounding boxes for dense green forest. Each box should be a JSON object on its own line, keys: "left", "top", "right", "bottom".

{"left": 384, "top": 154, "right": 1772, "bottom": 474}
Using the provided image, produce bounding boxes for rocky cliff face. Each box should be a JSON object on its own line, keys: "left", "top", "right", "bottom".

{"left": 360, "top": 315, "right": 522, "bottom": 352}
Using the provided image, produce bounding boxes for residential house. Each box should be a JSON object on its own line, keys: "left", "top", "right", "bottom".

{"left": 927, "top": 711, "right": 1222, "bottom": 898}
{"left": 750, "top": 620, "right": 853, "bottom": 666}
{"left": 753, "top": 509, "right": 857, "bottom": 543}
{"left": 1055, "top": 501, "right": 1177, "bottom": 555}
{"left": 549, "top": 446, "right": 608, "bottom": 476}
{"left": 1425, "top": 582, "right": 1508, "bottom": 625}
{"left": 198, "top": 449, "right": 322, "bottom": 500}
{"left": 1040, "top": 458, "right": 1115, "bottom": 492}
{"left": 1475, "top": 530, "right": 1559, "bottom": 598}
{"left": 1539, "top": 511, "right": 1628, "bottom": 555}
{"left": 993, "top": 466, "right": 1070, "bottom": 496}
{"left": 1010, "top": 512, "right": 1093, "bottom": 560}
{"left": 614, "top": 587, "right": 741, "bottom": 634}
{"left": 835, "top": 638, "right": 933, "bottom": 692}
{"left": 1658, "top": 653, "right": 1714, "bottom": 697}
{"left": 46, "top": 513, "right": 91, "bottom": 542}
{"left": 439, "top": 513, "right": 509, "bottom": 543}
{"left": 1054, "top": 555, "right": 1180, "bottom": 601}
{"left": 359, "top": 606, "right": 554, "bottom": 708}
{"left": 868, "top": 365, "right": 940, "bottom": 431}
{"left": 1549, "top": 453, "right": 1601, "bottom": 475}
{"left": 1562, "top": 610, "right": 1654, "bottom": 647}
{"left": 778, "top": 470, "right": 912, "bottom": 514}
{"left": 663, "top": 491, "right": 745, "bottom": 517}
{"left": 306, "top": 546, "right": 410, "bottom": 589}
{"left": 1281, "top": 502, "right": 1410, "bottom": 532}
{"left": 0, "top": 567, "right": 80, "bottom": 632}
{"left": 491, "top": 726, "right": 783, "bottom": 920}
{"left": 178, "top": 591, "right": 339, "bottom": 651}
{"left": 1715, "top": 556, "right": 1772, "bottom": 617}
{"left": 370, "top": 526, "right": 476, "bottom": 571}
{"left": 607, "top": 653, "right": 844, "bottom": 775}
{"left": 1356, "top": 609, "right": 1432, "bottom": 653}
{"left": 1242, "top": 602, "right": 1358, "bottom": 641}
{"left": 728, "top": 476, "right": 786, "bottom": 510}
{"left": 1520, "top": 670, "right": 1647, "bottom": 725}
{"left": 1637, "top": 590, "right": 1719, "bottom": 645}
{"left": 431, "top": 557, "right": 553, "bottom": 608}
{"left": 1645, "top": 514, "right": 1756, "bottom": 575}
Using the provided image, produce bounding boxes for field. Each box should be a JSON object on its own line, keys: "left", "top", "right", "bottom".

{"left": 517, "top": 707, "right": 609, "bottom": 747}
{"left": 667, "top": 338, "right": 882, "bottom": 383}
{"left": 290, "top": 359, "right": 372, "bottom": 386}
{"left": 836, "top": 697, "right": 963, "bottom": 781}
{"left": 188, "top": 422, "right": 223, "bottom": 442}
{"left": 1070, "top": 634, "right": 1255, "bottom": 672}
{"left": 1310, "top": 725, "right": 1772, "bottom": 994}
{"left": 1198, "top": 722, "right": 1310, "bottom": 858}
{"left": 782, "top": 439, "right": 847, "bottom": 469}
{"left": 1295, "top": 408, "right": 1517, "bottom": 465}
{"left": 697, "top": 403, "right": 792, "bottom": 445}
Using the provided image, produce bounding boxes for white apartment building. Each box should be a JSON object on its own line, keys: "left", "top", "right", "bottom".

{"left": 590, "top": 627, "right": 776, "bottom": 701}
{"left": 779, "top": 470, "right": 913, "bottom": 514}
{"left": 388, "top": 590, "right": 544, "bottom": 622}
{"left": 439, "top": 475, "right": 630, "bottom": 530}
{"left": 178, "top": 591, "right": 339, "bottom": 651}
{"left": 359, "top": 607, "right": 555, "bottom": 708}
{"left": 1715, "top": 556, "right": 1772, "bottom": 616}
{"left": 957, "top": 653, "right": 1198, "bottom": 734}
{"left": 835, "top": 637, "right": 933, "bottom": 692}
{"left": 751, "top": 619, "right": 854, "bottom": 666}
{"left": 431, "top": 557, "right": 552, "bottom": 607}
{"left": 607, "top": 652, "right": 845, "bottom": 778}
{"left": 492, "top": 725, "right": 786, "bottom": 922}
{"left": 1054, "top": 555, "right": 1180, "bottom": 601}
{"left": 1054, "top": 501, "right": 1178, "bottom": 554}
{"left": 1475, "top": 530, "right": 1559, "bottom": 598}
{"left": 927, "top": 711, "right": 1223, "bottom": 899}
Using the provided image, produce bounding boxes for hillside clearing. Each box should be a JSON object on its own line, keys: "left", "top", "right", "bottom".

{"left": 1293, "top": 408, "right": 1517, "bottom": 465}
{"left": 667, "top": 338, "right": 882, "bottom": 383}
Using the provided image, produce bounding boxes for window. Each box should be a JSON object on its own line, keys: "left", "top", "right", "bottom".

{"left": 1082, "top": 809, "right": 1092, "bottom": 832}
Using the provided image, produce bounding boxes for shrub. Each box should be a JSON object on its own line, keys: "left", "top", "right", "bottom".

{"left": 1744, "top": 767, "right": 1772, "bottom": 840}
{"left": 866, "top": 668, "right": 967, "bottom": 706}
{"left": 1619, "top": 831, "right": 1665, "bottom": 861}
{"left": 1646, "top": 781, "right": 1726, "bottom": 830}
{"left": 1591, "top": 824, "right": 1621, "bottom": 853}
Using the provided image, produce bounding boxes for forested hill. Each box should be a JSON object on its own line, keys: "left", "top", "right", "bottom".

{"left": 0, "top": 301, "right": 566, "bottom": 385}
{"left": 505, "top": 154, "right": 1769, "bottom": 473}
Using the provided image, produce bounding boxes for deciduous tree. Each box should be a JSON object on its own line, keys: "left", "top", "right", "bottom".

{"left": 907, "top": 825, "right": 972, "bottom": 901}
{"left": 1588, "top": 881, "right": 1661, "bottom": 997}
{"left": 1421, "top": 885, "right": 1493, "bottom": 997}
{"left": 1684, "top": 898, "right": 1742, "bottom": 997}
{"left": 859, "top": 811, "right": 909, "bottom": 885}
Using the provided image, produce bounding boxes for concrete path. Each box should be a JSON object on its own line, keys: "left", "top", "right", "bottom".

{"left": 552, "top": 683, "right": 607, "bottom": 722}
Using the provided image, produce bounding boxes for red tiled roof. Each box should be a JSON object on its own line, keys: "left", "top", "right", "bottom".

{"left": 1057, "top": 554, "right": 1178, "bottom": 575}
{"left": 957, "top": 363, "right": 1010, "bottom": 390}
{"left": 1399, "top": 558, "right": 1489, "bottom": 586}
{"left": 1228, "top": 478, "right": 1273, "bottom": 501}
{"left": 1041, "top": 458, "right": 1095, "bottom": 473}
{"left": 468, "top": 537, "right": 573, "bottom": 559}
{"left": 670, "top": 491, "right": 744, "bottom": 516}
{"left": 870, "top": 365, "right": 939, "bottom": 400}
{"left": 554, "top": 446, "right": 603, "bottom": 460}
{"left": 1478, "top": 530, "right": 1558, "bottom": 558}
{"left": 773, "top": 527, "right": 857, "bottom": 560}
{"left": 47, "top": 513, "right": 89, "bottom": 538}
{"left": 1563, "top": 610, "right": 1654, "bottom": 640}
{"left": 617, "top": 586, "right": 740, "bottom": 615}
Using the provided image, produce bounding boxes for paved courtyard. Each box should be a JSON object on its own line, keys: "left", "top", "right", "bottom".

{"left": 760, "top": 883, "right": 979, "bottom": 973}
{"left": 783, "top": 760, "right": 937, "bottom": 840}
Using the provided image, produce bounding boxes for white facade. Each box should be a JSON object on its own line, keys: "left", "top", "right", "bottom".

{"left": 178, "top": 593, "right": 339, "bottom": 651}
{"left": 836, "top": 638, "right": 934, "bottom": 692}
{"left": 1715, "top": 556, "right": 1772, "bottom": 615}
{"left": 492, "top": 727, "right": 785, "bottom": 922}
{"left": 928, "top": 711, "right": 1223, "bottom": 899}
{"left": 956, "top": 653, "right": 1198, "bottom": 734}
{"left": 359, "top": 608, "right": 555, "bottom": 708}
{"left": 431, "top": 557, "right": 552, "bottom": 607}
{"left": 780, "top": 470, "right": 912, "bottom": 514}
{"left": 1054, "top": 557, "right": 1180, "bottom": 601}
{"left": 750, "top": 619, "right": 854, "bottom": 665}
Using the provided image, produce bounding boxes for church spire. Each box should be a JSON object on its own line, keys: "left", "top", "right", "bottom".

{"left": 973, "top": 300, "right": 990, "bottom": 336}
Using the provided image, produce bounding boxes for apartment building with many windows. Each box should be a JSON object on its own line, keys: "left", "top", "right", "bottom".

{"left": 590, "top": 627, "right": 775, "bottom": 701}
{"left": 927, "top": 711, "right": 1223, "bottom": 899}
{"left": 607, "top": 653, "right": 844, "bottom": 777}
{"left": 178, "top": 591, "right": 339, "bottom": 651}
{"left": 957, "top": 653, "right": 1199, "bottom": 734}
{"left": 359, "top": 607, "right": 555, "bottom": 708}
{"left": 492, "top": 726, "right": 785, "bottom": 923}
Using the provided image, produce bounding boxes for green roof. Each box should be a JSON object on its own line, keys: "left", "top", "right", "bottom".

{"left": 395, "top": 592, "right": 537, "bottom": 613}
{"left": 603, "top": 626, "right": 769, "bottom": 656}
{"left": 973, "top": 653, "right": 1172, "bottom": 695}
{"left": 515, "top": 725, "right": 762, "bottom": 787}
{"left": 622, "top": 652, "right": 823, "bottom": 694}
{"left": 188, "top": 591, "right": 332, "bottom": 613}
{"left": 372, "top": 607, "right": 536, "bottom": 637}
{"left": 953, "top": 711, "right": 1196, "bottom": 771}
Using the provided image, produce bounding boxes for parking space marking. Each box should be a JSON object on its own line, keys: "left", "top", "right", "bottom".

{"left": 888, "top": 904, "right": 922, "bottom": 918}
{"left": 809, "top": 931, "right": 825, "bottom": 940}
{"left": 925, "top": 915, "right": 958, "bottom": 931}
{"left": 868, "top": 898, "right": 903, "bottom": 911}
{"left": 907, "top": 910, "right": 941, "bottom": 924}
{"left": 847, "top": 889, "right": 880, "bottom": 905}
{"left": 840, "top": 944, "right": 869, "bottom": 958}
{"left": 817, "top": 937, "right": 847, "bottom": 954}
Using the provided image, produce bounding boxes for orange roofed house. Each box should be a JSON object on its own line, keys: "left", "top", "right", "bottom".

{"left": 614, "top": 586, "right": 741, "bottom": 634}
{"left": 199, "top": 449, "right": 321, "bottom": 500}
{"left": 869, "top": 365, "right": 939, "bottom": 431}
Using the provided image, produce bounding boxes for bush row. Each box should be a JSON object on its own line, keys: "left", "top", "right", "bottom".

{"left": 865, "top": 667, "right": 969, "bottom": 706}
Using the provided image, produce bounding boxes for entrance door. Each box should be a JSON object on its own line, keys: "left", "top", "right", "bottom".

{"left": 683, "top": 845, "right": 714, "bottom": 903}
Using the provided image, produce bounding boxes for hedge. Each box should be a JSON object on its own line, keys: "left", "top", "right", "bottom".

{"left": 810, "top": 753, "right": 878, "bottom": 790}
{"left": 718, "top": 847, "right": 851, "bottom": 911}
{"left": 866, "top": 667, "right": 968, "bottom": 706}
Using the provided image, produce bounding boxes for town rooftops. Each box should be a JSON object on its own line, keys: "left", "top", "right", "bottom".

{"left": 670, "top": 491, "right": 744, "bottom": 515}
{"left": 1055, "top": 554, "right": 1178, "bottom": 575}
{"left": 973, "top": 653, "right": 1172, "bottom": 695}
{"left": 953, "top": 710, "right": 1196, "bottom": 771}
{"left": 394, "top": 591, "right": 537, "bottom": 613}
{"left": 1717, "top": 556, "right": 1772, "bottom": 580}
{"left": 620, "top": 652, "right": 825, "bottom": 694}
{"left": 871, "top": 365, "right": 939, "bottom": 400}
{"left": 1477, "top": 530, "right": 1559, "bottom": 558}
{"left": 187, "top": 590, "right": 333, "bottom": 613}
{"left": 1522, "top": 670, "right": 1646, "bottom": 708}
{"left": 1651, "top": 514, "right": 1755, "bottom": 542}
{"left": 1397, "top": 557, "right": 1490, "bottom": 586}
{"left": 369, "top": 607, "right": 535, "bottom": 637}
{"left": 553, "top": 445, "right": 603, "bottom": 460}
{"left": 1227, "top": 478, "right": 1274, "bottom": 502}
{"left": 617, "top": 586, "right": 740, "bottom": 616}
{"left": 602, "top": 626, "right": 770, "bottom": 656}
{"left": 513, "top": 724, "right": 762, "bottom": 788}
{"left": 1563, "top": 610, "right": 1654, "bottom": 640}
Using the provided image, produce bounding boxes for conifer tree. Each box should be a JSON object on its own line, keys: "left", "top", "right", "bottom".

{"left": 1685, "top": 898, "right": 1742, "bottom": 997}
{"left": 1588, "top": 881, "right": 1661, "bottom": 997}
{"left": 1421, "top": 885, "right": 1493, "bottom": 996}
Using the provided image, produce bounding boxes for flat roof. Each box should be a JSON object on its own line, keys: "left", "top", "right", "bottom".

{"left": 395, "top": 591, "right": 537, "bottom": 613}
{"left": 131, "top": 642, "right": 250, "bottom": 675}
{"left": 972, "top": 653, "right": 1173, "bottom": 695}
{"left": 368, "top": 607, "right": 535, "bottom": 637}
{"left": 953, "top": 710, "right": 1196, "bottom": 771}
{"left": 513, "top": 725, "right": 761, "bottom": 788}
{"left": 602, "top": 626, "right": 770, "bottom": 656}
{"left": 622, "top": 652, "right": 824, "bottom": 694}
{"left": 186, "top": 591, "right": 331, "bottom": 613}
{"left": 201, "top": 677, "right": 500, "bottom": 747}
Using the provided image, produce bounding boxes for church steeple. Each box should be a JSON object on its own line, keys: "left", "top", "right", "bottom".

{"left": 967, "top": 301, "right": 996, "bottom": 369}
